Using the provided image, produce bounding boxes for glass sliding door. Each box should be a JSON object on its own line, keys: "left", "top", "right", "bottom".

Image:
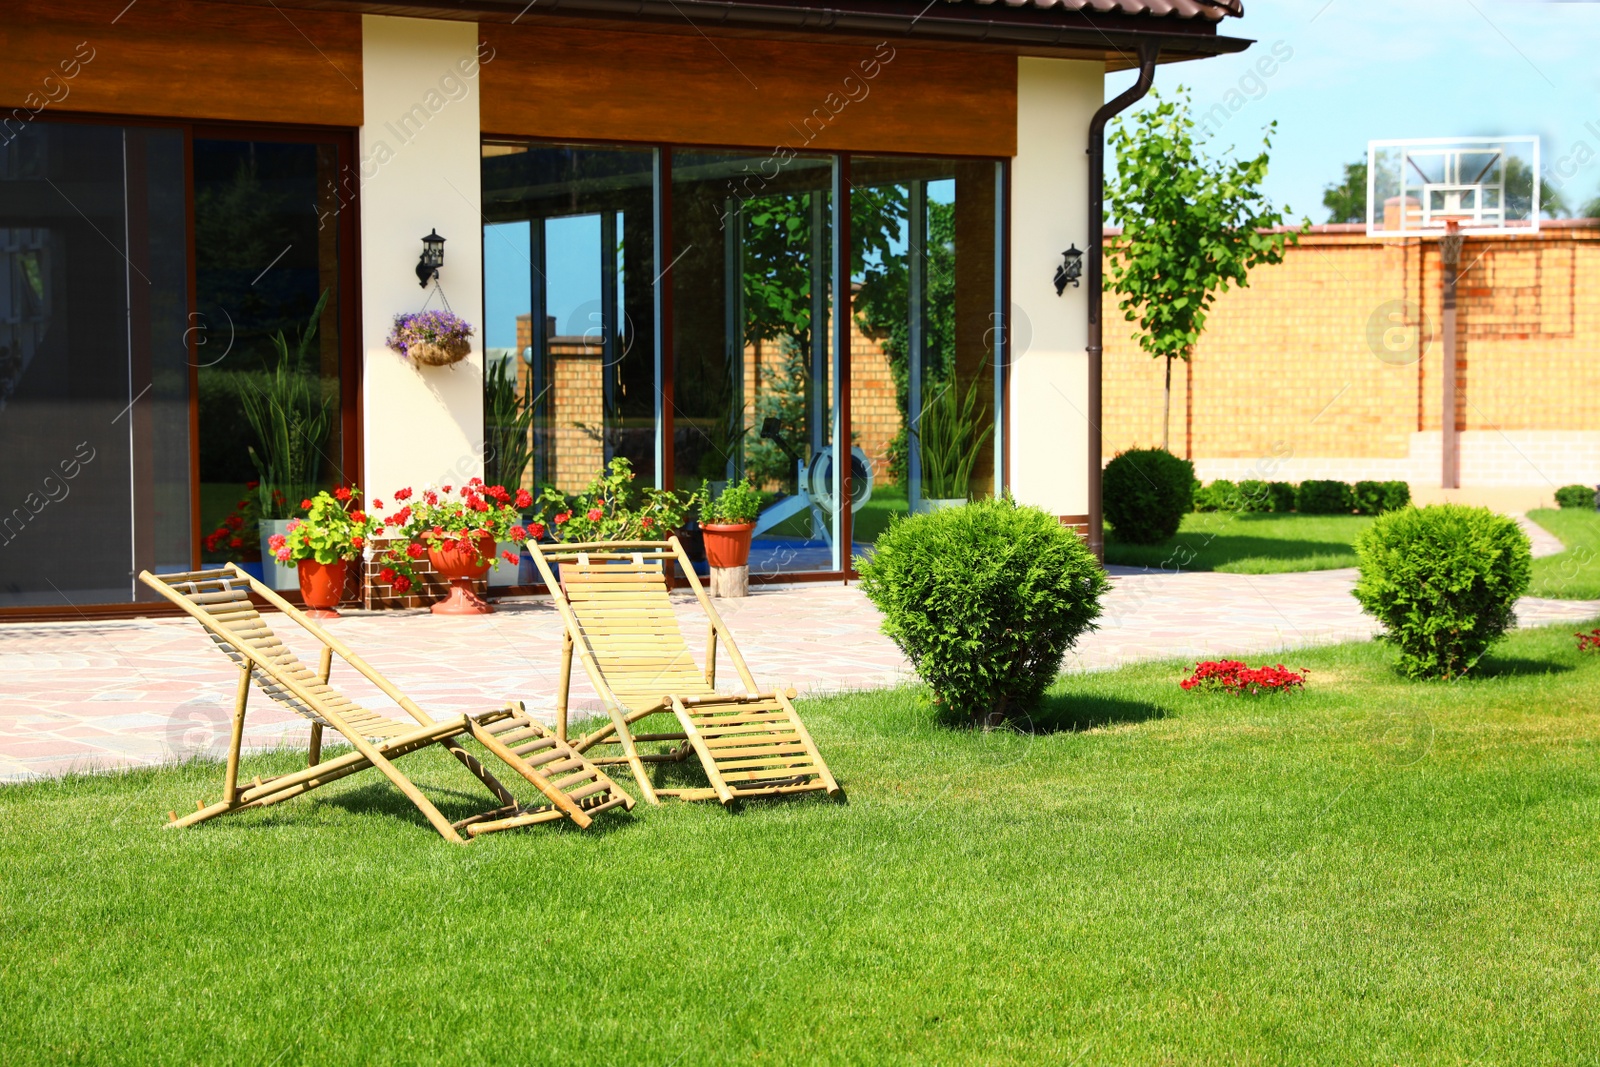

{"left": 481, "top": 142, "right": 656, "bottom": 494}
{"left": 0, "top": 121, "right": 190, "bottom": 608}
{"left": 672, "top": 151, "right": 843, "bottom": 575}
{"left": 193, "top": 136, "right": 350, "bottom": 578}
{"left": 851, "top": 158, "right": 1002, "bottom": 542}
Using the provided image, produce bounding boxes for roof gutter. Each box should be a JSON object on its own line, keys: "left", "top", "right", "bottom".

{"left": 1085, "top": 37, "right": 1158, "bottom": 562}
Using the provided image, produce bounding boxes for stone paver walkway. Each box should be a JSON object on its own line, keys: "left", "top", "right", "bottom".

{"left": 3, "top": 558, "right": 1597, "bottom": 782}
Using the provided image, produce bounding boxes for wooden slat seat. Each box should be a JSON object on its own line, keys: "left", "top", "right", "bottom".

{"left": 528, "top": 539, "right": 841, "bottom": 807}
{"left": 139, "top": 565, "right": 633, "bottom": 842}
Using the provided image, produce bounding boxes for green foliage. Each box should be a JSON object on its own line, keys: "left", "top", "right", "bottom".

{"left": 1235, "top": 479, "right": 1276, "bottom": 513}
{"left": 1353, "top": 480, "right": 1412, "bottom": 515}
{"left": 1527, "top": 508, "right": 1600, "bottom": 599}
{"left": 701, "top": 478, "right": 764, "bottom": 525}
{"left": 483, "top": 357, "right": 538, "bottom": 492}
{"left": 1105, "top": 87, "right": 1304, "bottom": 370}
{"left": 1104, "top": 449, "right": 1196, "bottom": 544}
{"left": 917, "top": 376, "right": 992, "bottom": 500}
{"left": 1322, "top": 159, "right": 1368, "bottom": 223}
{"left": 1297, "top": 480, "right": 1354, "bottom": 515}
{"left": 238, "top": 290, "right": 334, "bottom": 520}
{"left": 275, "top": 488, "right": 379, "bottom": 566}
{"left": 1353, "top": 504, "right": 1532, "bottom": 679}
{"left": 1267, "top": 481, "right": 1297, "bottom": 512}
{"left": 1555, "top": 484, "right": 1596, "bottom": 509}
{"left": 198, "top": 370, "right": 270, "bottom": 483}
{"left": 856, "top": 497, "right": 1109, "bottom": 723}
{"left": 1104, "top": 512, "right": 1370, "bottom": 574}
{"left": 1194, "top": 479, "right": 1239, "bottom": 513}
{"left": 542, "top": 457, "right": 697, "bottom": 542}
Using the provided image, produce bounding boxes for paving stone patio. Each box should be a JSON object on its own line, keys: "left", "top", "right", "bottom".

{"left": 4, "top": 546, "right": 1597, "bottom": 783}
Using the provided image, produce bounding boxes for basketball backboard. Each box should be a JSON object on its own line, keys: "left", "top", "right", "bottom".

{"left": 1366, "top": 136, "right": 1540, "bottom": 238}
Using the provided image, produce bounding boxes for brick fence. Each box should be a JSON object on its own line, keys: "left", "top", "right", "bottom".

{"left": 1101, "top": 219, "right": 1600, "bottom": 500}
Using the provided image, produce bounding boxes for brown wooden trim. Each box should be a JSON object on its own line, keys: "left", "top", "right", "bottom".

{"left": 837, "top": 154, "right": 855, "bottom": 581}
{"left": 658, "top": 146, "right": 676, "bottom": 489}
{"left": 999, "top": 157, "right": 1013, "bottom": 495}
{"left": 185, "top": 128, "right": 203, "bottom": 570}
{"left": 2, "top": 0, "right": 362, "bottom": 128}
{"left": 480, "top": 24, "right": 1015, "bottom": 158}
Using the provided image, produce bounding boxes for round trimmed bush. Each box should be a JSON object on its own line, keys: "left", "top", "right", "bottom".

{"left": 857, "top": 498, "right": 1110, "bottom": 724}
{"left": 1352, "top": 504, "right": 1532, "bottom": 679}
{"left": 1267, "top": 481, "right": 1297, "bottom": 513}
{"left": 1237, "top": 479, "right": 1275, "bottom": 513}
{"left": 1555, "top": 484, "right": 1596, "bottom": 509}
{"left": 1297, "top": 479, "right": 1354, "bottom": 514}
{"left": 1103, "top": 448, "right": 1194, "bottom": 543}
{"left": 1355, "top": 480, "right": 1413, "bottom": 515}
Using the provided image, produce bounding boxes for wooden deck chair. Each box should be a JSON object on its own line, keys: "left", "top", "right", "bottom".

{"left": 138, "top": 565, "right": 632, "bottom": 842}
{"left": 527, "top": 537, "right": 840, "bottom": 806}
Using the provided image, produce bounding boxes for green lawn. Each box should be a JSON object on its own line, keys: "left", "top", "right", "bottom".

{"left": 1528, "top": 508, "right": 1600, "bottom": 600}
{"left": 1105, "top": 512, "right": 1374, "bottom": 573}
{"left": 5, "top": 622, "right": 1600, "bottom": 1063}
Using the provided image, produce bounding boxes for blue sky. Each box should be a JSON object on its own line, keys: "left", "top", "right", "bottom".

{"left": 1105, "top": 0, "right": 1600, "bottom": 222}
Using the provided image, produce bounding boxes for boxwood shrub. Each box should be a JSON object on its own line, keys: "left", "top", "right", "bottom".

{"left": 1236, "top": 479, "right": 1276, "bottom": 513}
{"left": 1194, "top": 479, "right": 1239, "bottom": 513}
{"left": 1352, "top": 504, "right": 1532, "bottom": 679}
{"left": 1354, "top": 480, "right": 1413, "bottom": 515}
{"left": 857, "top": 498, "right": 1110, "bottom": 724}
{"left": 1103, "top": 448, "right": 1194, "bottom": 542}
{"left": 1555, "top": 484, "right": 1596, "bottom": 509}
{"left": 1267, "top": 481, "right": 1297, "bottom": 512}
{"left": 1297, "top": 479, "right": 1354, "bottom": 515}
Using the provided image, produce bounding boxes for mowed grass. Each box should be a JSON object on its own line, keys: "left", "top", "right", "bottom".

{"left": 1528, "top": 508, "right": 1600, "bottom": 600}
{"left": 1105, "top": 512, "right": 1374, "bottom": 574}
{"left": 5, "top": 622, "right": 1600, "bottom": 1064}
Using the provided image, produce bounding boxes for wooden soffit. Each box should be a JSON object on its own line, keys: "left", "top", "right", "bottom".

{"left": 2, "top": 0, "right": 362, "bottom": 128}
{"left": 479, "top": 22, "right": 1018, "bottom": 158}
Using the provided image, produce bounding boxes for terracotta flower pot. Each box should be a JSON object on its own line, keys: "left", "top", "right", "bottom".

{"left": 297, "top": 558, "right": 348, "bottom": 620}
{"left": 426, "top": 532, "right": 496, "bottom": 615}
{"left": 701, "top": 522, "right": 756, "bottom": 569}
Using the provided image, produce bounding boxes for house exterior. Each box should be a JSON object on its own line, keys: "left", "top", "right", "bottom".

{"left": 0, "top": 0, "right": 1246, "bottom": 616}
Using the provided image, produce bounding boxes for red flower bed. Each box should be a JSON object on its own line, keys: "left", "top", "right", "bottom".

{"left": 1180, "top": 660, "right": 1306, "bottom": 695}
{"left": 1577, "top": 629, "right": 1600, "bottom": 652}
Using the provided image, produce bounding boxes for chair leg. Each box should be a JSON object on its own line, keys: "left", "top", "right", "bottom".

{"left": 557, "top": 631, "right": 573, "bottom": 742}
{"left": 308, "top": 723, "right": 323, "bottom": 768}
{"left": 222, "top": 665, "right": 250, "bottom": 804}
{"left": 605, "top": 703, "right": 659, "bottom": 805}
{"left": 442, "top": 739, "right": 518, "bottom": 807}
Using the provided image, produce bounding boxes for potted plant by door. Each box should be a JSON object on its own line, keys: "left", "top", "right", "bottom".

{"left": 267, "top": 487, "right": 379, "bottom": 619}
{"left": 914, "top": 376, "right": 993, "bottom": 514}
{"left": 374, "top": 480, "right": 534, "bottom": 615}
{"left": 539, "top": 458, "right": 700, "bottom": 586}
{"left": 699, "top": 479, "right": 764, "bottom": 598}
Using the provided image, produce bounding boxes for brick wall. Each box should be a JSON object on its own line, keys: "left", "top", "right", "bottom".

{"left": 1102, "top": 220, "right": 1600, "bottom": 491}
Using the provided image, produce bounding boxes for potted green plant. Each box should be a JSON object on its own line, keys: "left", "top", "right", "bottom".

{"left": 241, "top": 291, "right": 334, "bottom": 591}
{"left": 914, "top": 376, "right": 992, "bottom": 513}
{"left": 541, "top": 457, "right": 699, "bottom": 545}
{"left": 699, "top": 478, "right": 764, "bottom": 597}
{"left": 267, "top": 487, "right": 381, "bottom": 619}
{"left": 372, "top": 480, "right": 537, "bottom": 615}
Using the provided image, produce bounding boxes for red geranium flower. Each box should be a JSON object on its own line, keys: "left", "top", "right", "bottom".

{"left": 394, "top": 487, "right": 413, "bottom": 502}
{"left": 641, "top": 516, "right": 654, "bottom": 529}
{"left": 334, "top": 486, "right": 352, "bottom": 502}
{"left": 423, "top": 490, "right": 438, "bottom": 505}
{"left": 228, "top": 537, "right": 243, "bottom": 549}
{"left": 509, "top": 525, "right": 527, "bottom": 541}
{"left": 528, "top": 522, "right": 546, "bottom": 540}
{"left": 379, "top": 567, "right": 398, "bottom": 583}
{"left": 587, "top": 508, "right": 603, "bottom": 522}
{"left": 301, "top": 499, "right": 314, "bottom": 510}
{"left": 554, "top": 511, "right": 571, "bottom": 525}
{"left": 442, "top": 484, "right": 453, "bottom": 493}
{"left": 350, "top": 510, "right": 366, "bottom": 523}
{"left": 372, "top": 499, "right": 385, "bottom": 510}
{"left": 406, "top": 542, "right": 426, "bottom": 559}
{"left": 514, "top": 488, "right": 532, "bottom": 509}
{"left": 350, "top": 536, "right": 364, "bottom": 550}
{"left": 245, "top": 480, "right": 259, "bottom": 490}
{"left": 392, "top": 575, "right": 412, "bottom": 593}
{"left": 502, "top": 550, "right": 518, "bottom": 564}
{"left": 267, "top": 534, "right": 287, "bottom": 550}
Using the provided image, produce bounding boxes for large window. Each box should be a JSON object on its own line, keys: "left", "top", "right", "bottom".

{"left": 0, "top": 122, "right": 190, "bottom": 608}
{"left": 480, "top": 141, "right": 1005, "bottom": 579}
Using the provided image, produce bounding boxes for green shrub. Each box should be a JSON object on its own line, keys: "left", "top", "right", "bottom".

{"left": 1555, "top": 484, "right": 1596, "bottom": 509}
{"left": 1381, "top": 480, "right": 1412, "bottom": 512}
{"left": 1194, "top": 479, "right": 1238, "bottom": 513}
{"left": 1103, "top": 448, "right": 1194, "bottom": 543}
{"left": 857, "top": 498, "right": 1110, "bottom": 723}
{"left": 1236, "top": 479, "right": 1276, "bottom": 513}
{"left": 1352, "top": 504, "right": 1532, "bottom": 679}
{"left": 1267, "top": 481, "right": 1297, "bottom": 512}
{"left": 1297, "top": 479, "right": 1354, "bottom": 515}
{"left": 1354, "top": 480, "right": 1412, "bottom": 515}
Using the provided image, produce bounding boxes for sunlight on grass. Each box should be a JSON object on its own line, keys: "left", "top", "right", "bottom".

{"left": 1528, "top": 508, "right": 1600, "bottom": 600}
{"left": 4, "top": 620, "right": 1600, "bottom": 1062}
{"left": 1105, "top": 512, "right": 1372, "bottom": 574}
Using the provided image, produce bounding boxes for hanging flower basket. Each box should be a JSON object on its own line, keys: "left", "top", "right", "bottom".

{"left": 387, "top": 310, "right": 474, "bottom": 367}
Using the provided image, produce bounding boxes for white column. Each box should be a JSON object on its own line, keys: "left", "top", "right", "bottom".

{"left": 359, "top": 15, "right": 487, "bottom": 497}
{"left": 1008, "top": 58, "right": 1102, "bottom": 518}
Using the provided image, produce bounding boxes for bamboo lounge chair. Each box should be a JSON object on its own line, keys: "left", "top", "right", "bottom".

{"left": 527, "top": 537, "right": 841, "bottom": 806}
{"left": 139, "top": 565, "right": 632, "bottom": 842}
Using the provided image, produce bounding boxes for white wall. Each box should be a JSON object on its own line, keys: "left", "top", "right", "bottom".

{"left": 360, "top": 15, "right": 487, "bottom": 497}
{"left": 1008, "top": 58, "right": 1102, "bottom": 517}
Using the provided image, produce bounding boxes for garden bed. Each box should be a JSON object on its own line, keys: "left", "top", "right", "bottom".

{"left": 4, "top": 619, "right": 1600, "bottom": 1062}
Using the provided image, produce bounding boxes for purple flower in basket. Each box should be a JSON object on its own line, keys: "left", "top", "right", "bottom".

{"left": 386, "top": 310, "right": 475, "bottom": 360}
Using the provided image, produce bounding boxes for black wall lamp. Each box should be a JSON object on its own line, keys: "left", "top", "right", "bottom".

{"left": 416, "top": 228, "right": 446, "bottom": 287}
{"left": 1054, "top": 244, "right": 1083, "bottom": 296}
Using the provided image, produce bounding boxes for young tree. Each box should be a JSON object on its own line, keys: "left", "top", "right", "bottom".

{"left": 1105, "top": 87, "right": 1305, "bottom": 451}
{"left": 1322, "top": 159, "right": 1367, "bottom": 223}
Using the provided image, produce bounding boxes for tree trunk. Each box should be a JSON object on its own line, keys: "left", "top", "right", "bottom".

{"left": 1161, "top": 354, "right": 1173, "bottom": 452}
